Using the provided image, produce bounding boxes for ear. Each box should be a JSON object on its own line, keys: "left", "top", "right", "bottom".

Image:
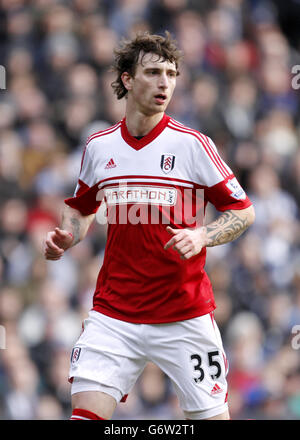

{"left": 121, "top": 72, "right": 133, "bottom": 92}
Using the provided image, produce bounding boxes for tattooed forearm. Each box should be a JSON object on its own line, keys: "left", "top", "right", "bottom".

{"left": 69, "top": 217, "right": 81, "bottom": 245}
{"left": 61, "top": 205, "right": 95, "bottom": 247}
{"left": 204, "top": 207, "right": 255, "bottom": 247}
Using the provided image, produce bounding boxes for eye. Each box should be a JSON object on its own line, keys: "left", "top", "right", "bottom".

{"left": 145, "top": 69, "right": 158, "bottom": 75}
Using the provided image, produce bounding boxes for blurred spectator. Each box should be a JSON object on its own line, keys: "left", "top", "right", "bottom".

{"left": 35, "top": 393, "right": 65, "bottom": 420}
{"left": 191, "top": 74, "right": 226, "bottom": 138}
{"left": 175, "top": 10, "right": 206, "bottom": 73}
{"left": 223, "top": 75, "right": 258, "bottom": 140}
{"left": 108, "top": 0, "right": 150, "bottom": 37}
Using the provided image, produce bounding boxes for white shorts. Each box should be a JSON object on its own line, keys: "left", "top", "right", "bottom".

{"left": 69, "top": 310, "right": 229, "bottom": 419}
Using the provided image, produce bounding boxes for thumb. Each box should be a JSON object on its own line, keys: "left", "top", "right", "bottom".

{"left": 54, "top": 227, "right": 66, "bottom": 236}
{"left": 166, "top": 226, "right": 179, "bottom": 235}
{"left": 54, "top": 227, "right": 73, "bottom": 241}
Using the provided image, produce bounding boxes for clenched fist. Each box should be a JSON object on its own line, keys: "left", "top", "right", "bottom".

{"left": 44, "top": 227, "right": 74, "bottom": 261}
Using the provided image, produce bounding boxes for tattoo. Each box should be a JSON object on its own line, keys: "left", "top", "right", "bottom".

{"left": 60, "top": 206, "right": 95, "bottom": 250}
{"left": 61, "top": 209, "right": 81, "bottom": 246}
{"left": 205, "top": 210, "right": 250, "bottom": 247}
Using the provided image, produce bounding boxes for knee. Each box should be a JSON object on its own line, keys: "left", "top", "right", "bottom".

{"left": 72, "top": 390, "right": 117, "bottom": 420}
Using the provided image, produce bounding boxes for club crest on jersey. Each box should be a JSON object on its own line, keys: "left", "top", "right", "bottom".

{"left": 71, "top": 347, "right": 81, "bottom": 365}
{"left": 160, "top": 154, "right": 175, "bottom": 174}
{"left": 225, "top": 177, "right": 246, "bottom": 200}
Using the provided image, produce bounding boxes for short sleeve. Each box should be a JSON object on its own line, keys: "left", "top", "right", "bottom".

{"left": 64, "top": 144, "right": 102, "bottom": 215}
{"left": 195, "top": 136, "right": 252, "bottom": 212}
{"left": 205, "top": 175, "right": 252, "bottom": 211}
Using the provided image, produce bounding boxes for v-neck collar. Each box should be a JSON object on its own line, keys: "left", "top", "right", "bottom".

{"left": 121, "top": 113, "right": 170, "bottom": 151}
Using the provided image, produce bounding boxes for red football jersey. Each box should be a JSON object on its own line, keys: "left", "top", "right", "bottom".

{"left": 65, "top": 114, "right": 252, "bottom": 323}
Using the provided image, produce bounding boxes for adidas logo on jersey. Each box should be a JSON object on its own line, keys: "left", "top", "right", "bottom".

{"left": 210, "top": 383, "right": 223, "bottom": 395}
{"left": 105, "top": 158, "right": 117, "bottom": 169}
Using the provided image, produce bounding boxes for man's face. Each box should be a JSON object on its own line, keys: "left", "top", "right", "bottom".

{"left": 123, "top": 52, "right": 177, "bottom": 116}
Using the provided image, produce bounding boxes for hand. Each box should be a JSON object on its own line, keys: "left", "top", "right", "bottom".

{"left": 164, "top": 226, "right": 207, "bottom": 260}
{"left": 44, "top": 227, "right": 74, "bottom": 261}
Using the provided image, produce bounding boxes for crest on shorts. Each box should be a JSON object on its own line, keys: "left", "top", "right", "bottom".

{"left": 71, "top": 347, "right": 81, "bottom": 364}
{"left": 160, "top": 154, "right": 175, "bottom": 174}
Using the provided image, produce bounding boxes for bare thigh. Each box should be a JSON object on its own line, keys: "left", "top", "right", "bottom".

{"left": 205, "top": 409, "right": 230, "bottom": 420}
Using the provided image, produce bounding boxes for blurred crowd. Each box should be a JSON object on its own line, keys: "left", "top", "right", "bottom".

{"left": 0, "top": 0, "right": 300, "bottom": 420}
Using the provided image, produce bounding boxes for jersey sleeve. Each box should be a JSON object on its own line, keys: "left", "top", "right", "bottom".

{"left": 195, "top": 136, "right": 252, "bottom": 212}
{"left": 64, "top": 143, "right": 102, "bottom": 215}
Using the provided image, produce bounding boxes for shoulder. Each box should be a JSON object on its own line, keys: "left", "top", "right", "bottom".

{"left": 79, "top": 121, "right": 122, "bottom": 171}
{"left": 86, "top": 120, "right": 122, "bottom": 148}
{"left": 168, "top": 117, "right": 232, "bottom": 179}
{"left": 167, "top": 117, "right": 212, "bottom": 147}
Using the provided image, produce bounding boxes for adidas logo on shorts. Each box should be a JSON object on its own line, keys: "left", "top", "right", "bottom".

{"left": 211, "top": 383, "right": 223, "bottom": 395}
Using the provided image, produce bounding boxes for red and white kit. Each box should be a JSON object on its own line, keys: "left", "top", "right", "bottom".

{"left": 65, "top": 113, "right": 251, "bottom": 324}
{"left": 70, "top": 310, "right": 229, "bottom": 419}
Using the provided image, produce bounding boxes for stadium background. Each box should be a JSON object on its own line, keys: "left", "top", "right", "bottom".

{"left": 0, "top": 0, "right": 300, "bottom": 420}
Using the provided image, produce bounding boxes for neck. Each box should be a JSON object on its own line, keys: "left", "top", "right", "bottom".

{"left": 124, "top": 108, "right": 164, "bottom": 137}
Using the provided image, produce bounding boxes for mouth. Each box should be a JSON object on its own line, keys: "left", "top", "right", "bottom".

{"left": 154, "top": 94, "right": 167, "bottom": 105}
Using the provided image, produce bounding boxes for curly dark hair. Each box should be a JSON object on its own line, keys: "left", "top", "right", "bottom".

{"left": 111, "top": 31, "right": 183, "bottom": 100}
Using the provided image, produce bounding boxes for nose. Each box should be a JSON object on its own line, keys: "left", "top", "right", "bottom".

{"left": 158, "top": 73, "right": 168, "bottom": 89}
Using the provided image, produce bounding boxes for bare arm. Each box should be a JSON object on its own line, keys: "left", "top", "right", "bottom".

{"left": 164, "top": 205, "right": 255, "bottom": 260}
{"left": 205, "top": 205, "right": 255, "bottom": 247}
{"left": 44, "top": 205, "right": 95, "bottom": 261}
{"left": 61, "top": 205, "right": 95, "bottom": 246}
